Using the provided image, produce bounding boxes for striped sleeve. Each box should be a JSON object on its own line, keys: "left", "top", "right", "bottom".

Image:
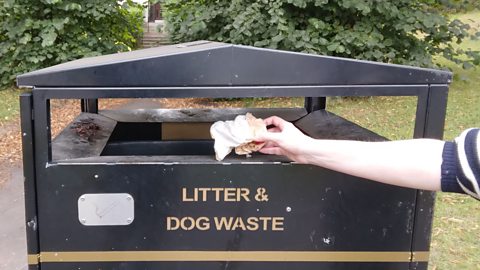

{"left": 441, "top": 128, "right": 480, "bottom": 200}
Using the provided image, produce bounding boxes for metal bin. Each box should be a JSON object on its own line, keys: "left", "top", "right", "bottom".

{"left": 17, "top": 41, "right": 452, "bottom": 270}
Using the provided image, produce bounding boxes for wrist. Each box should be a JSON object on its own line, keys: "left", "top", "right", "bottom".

{"left": 295, "top": 136, "right": 319, "bottom": 163}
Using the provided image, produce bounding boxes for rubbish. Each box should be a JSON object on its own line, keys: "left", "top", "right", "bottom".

{"left": 210, "top": 113, "right": 266, "bottom": 161}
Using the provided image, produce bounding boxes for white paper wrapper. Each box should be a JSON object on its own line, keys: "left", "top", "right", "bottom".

{"left": 210, "top": 113, "right": 266, "bottom": 161}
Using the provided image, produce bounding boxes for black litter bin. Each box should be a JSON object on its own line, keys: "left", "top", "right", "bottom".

{"left": 18, "top": 41, "right": 452, "bottom": 270}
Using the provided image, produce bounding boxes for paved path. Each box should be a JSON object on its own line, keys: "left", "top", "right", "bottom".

{"left": 0, "top": 165, "right": 27, "bottom": 270}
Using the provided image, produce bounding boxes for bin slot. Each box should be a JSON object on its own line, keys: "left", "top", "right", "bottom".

{"left": 105, "top": 121, "right": 212, "bottom": 141}
{"left": 162, "top": 123, "right": 211, "bottom": 140}
{"left": 108, "top": 122, "right": 162, "bottom": 141}
{"left": 101, "top": 140, "right": 214, "bottom": 156}
{"left": 99, "top": 108, "right": 307, "bottom": 123}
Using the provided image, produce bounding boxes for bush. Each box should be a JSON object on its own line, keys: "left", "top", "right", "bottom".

{"left": 164, "top": 0, "right": 480, "bottom": 69}
{"left": 435, "top": 0, "right": 479, "bottom": 13}
{"left": 0, "top": 0, "right": 144, "bottom": 87}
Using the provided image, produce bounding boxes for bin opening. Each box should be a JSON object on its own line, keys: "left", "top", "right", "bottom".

{"left": 51, "top": 108, "right": 385, "bottom": 162}
{"left": 107, "top": 122, "right": 163, "bottom": 141}
{"left": 100, "top": 121, "right": 215, "bottom": 156}
{"left": 51, "top": 108, "right": 309, "bottom": 162}
{"left": 101, "top": 140, "right": 215, "bottom": 156}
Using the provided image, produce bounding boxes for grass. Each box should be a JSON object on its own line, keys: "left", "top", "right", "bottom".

{"left": 0, "top": 87, "right": 22, "bottom": 124}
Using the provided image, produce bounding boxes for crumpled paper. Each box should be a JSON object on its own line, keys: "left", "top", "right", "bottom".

{"left": 210, "top": 113, "right": 267, "bottom": 161}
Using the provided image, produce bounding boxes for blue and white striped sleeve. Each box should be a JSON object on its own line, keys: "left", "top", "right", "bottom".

{"left": 441, "top": 128, "right": 480, "bottom": 200}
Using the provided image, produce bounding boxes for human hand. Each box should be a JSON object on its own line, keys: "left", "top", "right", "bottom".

{"left": 254, "top": 116, "right": 314, "bottom": 163}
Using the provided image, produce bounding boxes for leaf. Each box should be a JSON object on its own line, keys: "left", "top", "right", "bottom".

{"left": 327, "top": 43, "right": 338, "bottom": 52}
{"left": 27, "top": 56, "right": 39, "bottom": 63}
{"left": 52, "top": 18, "right": 66, "bottom": 30}
{"left": 308, "top": 18, "right": 326, "bottom": 30}
{"left": 63, "top": 3, "right": 82, "bottom": 11}
{"left": 40, "top": 30, "right": 57, "bottom": 47}
{"left": 19, "top": 34, "right": 32, "bottom": 44}
{"left": 423, "top": 17, "right": 435, "bottom": 28}
{"left": 254, "top": 40, "right": 269, "bottom": 46}
{"left": 318, "top": 38, "right": 328, "bottom": 45}
{"left": 272, "top": 34, "right": 284, "bottom": 43}
{"left": 44, "top": 0, "right": 62, "bottom": 4}
{"left": 314, "top": 0, "right": 328, "bottom": 7}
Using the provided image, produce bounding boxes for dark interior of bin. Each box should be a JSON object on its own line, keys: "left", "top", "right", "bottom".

{"left": 101, "top": 122, "right": 214, "bottom": 156}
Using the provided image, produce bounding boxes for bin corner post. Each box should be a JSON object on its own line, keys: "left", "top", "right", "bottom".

{"left": 20, "top": 93, "right": 41, "bottom": 270}
{"left": 304, "top": 97, "right": 326, "bottom": 112}
{"left": 81, "top": 98, "right": 98, "bottom": 113}
{"left": 410, "top": 85, "right": 449, "bottom": 270}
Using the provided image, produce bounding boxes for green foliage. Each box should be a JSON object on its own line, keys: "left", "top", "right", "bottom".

{"left": 0, "top": 0, "right": 144, "bottom": 87}
{"left": 434, "top": 0, "right": 480, "bottom": 13}
{"left": 164, "top": 0, "right": 480, "bottom": 69}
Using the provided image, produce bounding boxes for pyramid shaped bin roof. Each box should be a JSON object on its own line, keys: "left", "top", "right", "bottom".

{"left": 17, "top": 41, "right": 452, "bottom": 90}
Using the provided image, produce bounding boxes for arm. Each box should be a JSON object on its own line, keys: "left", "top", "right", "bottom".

{"left": 255, "top": 116, "right": 445, "bottom": 191}
{"left": 299, "top": 139, "right": 443, "bottom": 191}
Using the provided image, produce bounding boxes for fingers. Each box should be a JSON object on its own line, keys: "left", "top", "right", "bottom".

{"left": 263, "top": 116, "right": 288, "bottom": 129}
{"left": 267, "top": 127, "right": 281, "bottom": 133}
{"left": 254, "top": 116, "right": 291, "bottom": 143}
{"left": 262, "top": 141, "right": 278, "bottom": 148}
{"left": 254, "top": 130, "right": 283, "bottom": 142}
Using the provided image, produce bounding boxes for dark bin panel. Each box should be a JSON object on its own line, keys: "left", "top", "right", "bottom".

{"left": 37, "top": 164, "right": 416, "bottom": 265}
{"left": 17, "top": 41, "right": 452, "bottom": 88}
{"left": 17, "top": 42, "right": 233, "bottom": 88}
{"left": 231, "top": 46, "right": 452, "bottom": 86}
{"left": 20, "top": 94, "right": 41, "bottom": 270}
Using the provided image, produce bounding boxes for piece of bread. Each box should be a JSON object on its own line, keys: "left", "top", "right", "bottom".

{"left": 234, "top": 113, "right": 267, "bottom": 156}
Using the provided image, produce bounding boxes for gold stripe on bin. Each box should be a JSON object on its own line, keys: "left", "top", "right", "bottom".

{"left": 27, "top": 254, "right": 39, "bottom": 265}
{"left": 39, "top": 251, "right": 429, "bottom": 263}
{"left": 412, "top": 252, "right": 430, "bottom": 262}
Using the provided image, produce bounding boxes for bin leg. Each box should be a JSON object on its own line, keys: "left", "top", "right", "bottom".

{"left": 410, "top": 85, "right": 448, "bottom": 270}
{"left": 81, "top": 98, "right": 98, "bottom": 113}
{"left": 20, "top": 93, "right": 41, "bottom": 270}
{"left": 304, "top": 97, "right": 326, "bottom": 112}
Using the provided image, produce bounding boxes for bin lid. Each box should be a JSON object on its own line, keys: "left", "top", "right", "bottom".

{"left": 17, "top": 41, "right": 452, "bottom": 88}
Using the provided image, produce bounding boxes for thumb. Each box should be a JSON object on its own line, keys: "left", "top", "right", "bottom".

{"left": 258, "top": 146, "right": 284, "bottom": 156}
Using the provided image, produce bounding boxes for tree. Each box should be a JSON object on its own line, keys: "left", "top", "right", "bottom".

{"left": 164, "top": 0, "right": 480, "bottom": 69}
{"left": 0, "top": 0, "right": 144, "bottom": 87}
